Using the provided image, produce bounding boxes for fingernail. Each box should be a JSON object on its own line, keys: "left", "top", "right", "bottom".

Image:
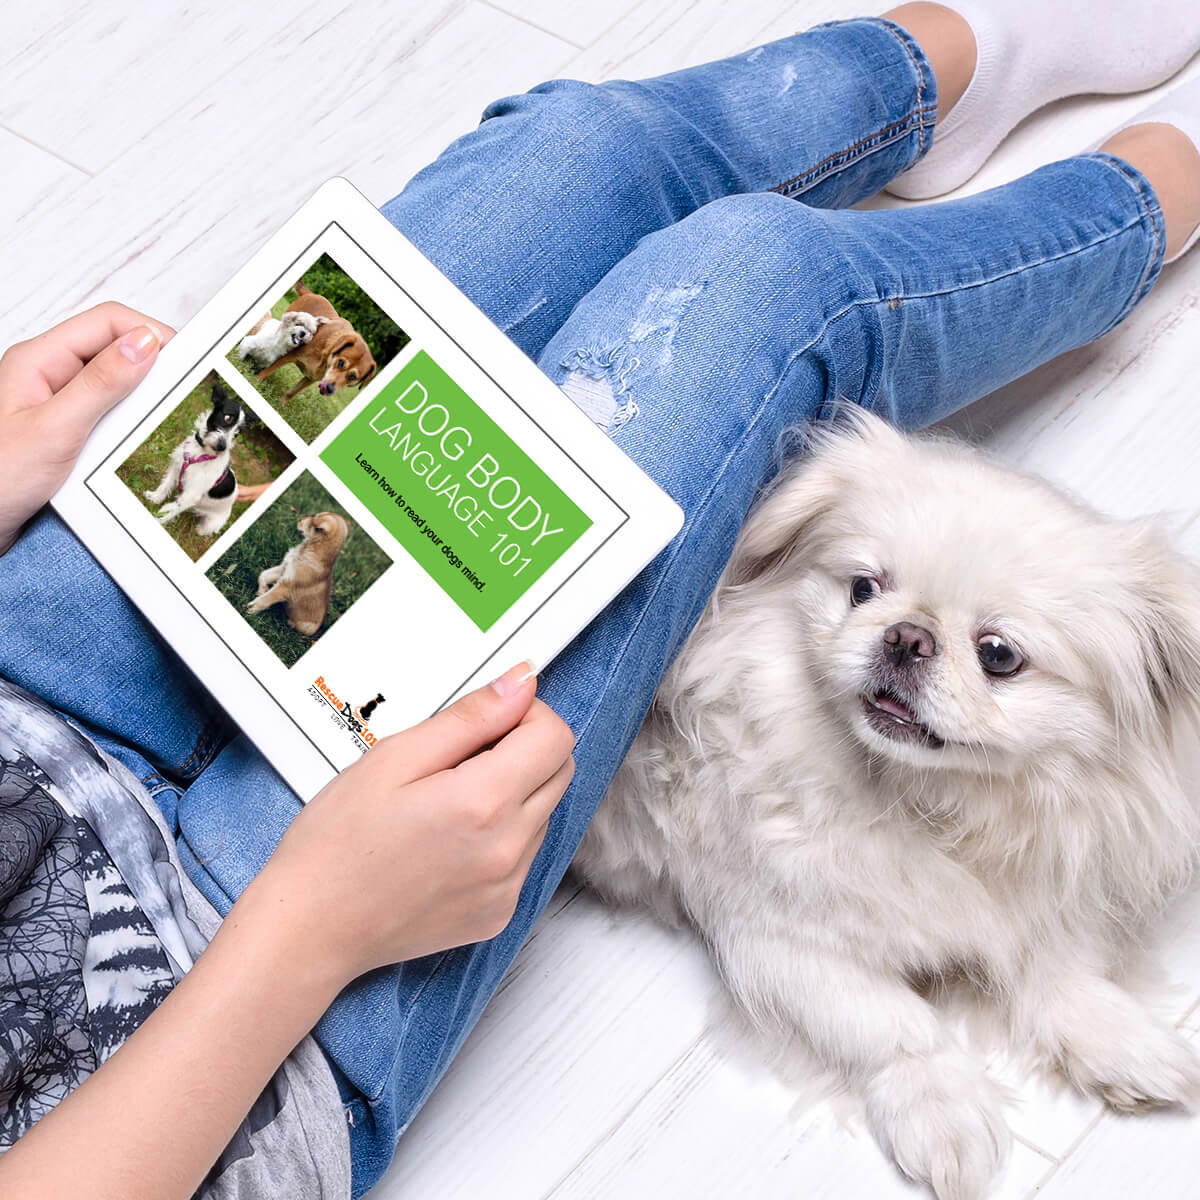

{"left": 489, "top": 660, "right": 537, "bottom": 697}
{"left": 119, "top": 326, "right": 159, "bottom": 364}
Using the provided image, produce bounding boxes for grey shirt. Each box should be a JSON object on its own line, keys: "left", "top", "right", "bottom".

{"left": 0, "top": 675, "right": 351, "bottom": 1199}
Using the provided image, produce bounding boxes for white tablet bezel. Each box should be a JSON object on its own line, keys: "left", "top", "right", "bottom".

{"left": 54, "top": 178, "right": 682, "bottom": 799}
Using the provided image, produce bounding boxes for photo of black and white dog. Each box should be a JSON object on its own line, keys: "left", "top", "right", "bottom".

{"left": 143, "top": 380, "right": 247, "bottom": 536}
{"left": 118, "top": 369, "right": 295, "bottom": 562}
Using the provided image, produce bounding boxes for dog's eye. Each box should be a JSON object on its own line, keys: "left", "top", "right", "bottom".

{"left": 348, "top": 372, "right": 357, "bottom": 382}
{"left": 850, "top": 576, "right": 879, "bottom": 606}
{"left": 337, "top": 359, "right": 346, "bottom": 369}
{"left": 977, "top": 634, "right": 1023, "bottom": 677}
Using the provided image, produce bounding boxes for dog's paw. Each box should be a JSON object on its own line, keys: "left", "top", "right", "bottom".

{"left": 1062, "top": 1011, "right": 1200, "bottom": 1114}
{"left": 865, "top": 1050, "right": 1009, "bottom": 1200}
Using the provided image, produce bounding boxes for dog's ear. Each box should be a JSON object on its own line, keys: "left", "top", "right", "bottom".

{"left": 357, "top": 362, "right": 377, "bottom": 389}
{"left": 727, "top": 407, "right": 901, "bottom": 584}
{"left": 211, "top": 380, "right": 230, "bottom": 406}
{"left": 1121, "top": 519, "right": 1200, "bottom": 718}
{"left": 314, "top": 315, "right": 329, "bottom": 326}
{"left": 332, "top": 338, "right": 355, "bottom": 360}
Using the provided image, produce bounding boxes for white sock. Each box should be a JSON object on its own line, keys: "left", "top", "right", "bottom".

{"left": 885, "top": 0, "right": 1200, "bottom": 200}
{"left": 1101, "top": 75, "right": 1200, "bottom": 262}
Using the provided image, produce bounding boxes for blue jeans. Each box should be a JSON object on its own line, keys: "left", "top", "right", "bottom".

{"left": 0, "top": 18, "right": 1167, "bottom": 1197}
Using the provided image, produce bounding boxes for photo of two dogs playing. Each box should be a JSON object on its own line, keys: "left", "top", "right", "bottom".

{"left": 226, "top": 252, "right": 409, "bottom": 444}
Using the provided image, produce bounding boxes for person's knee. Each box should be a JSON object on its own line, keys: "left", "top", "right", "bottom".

{"left": 481, "top": 78, "right": 666, "bottom": 183}
{"left": 541, "top": 192, "right": 881, "bottom": 438}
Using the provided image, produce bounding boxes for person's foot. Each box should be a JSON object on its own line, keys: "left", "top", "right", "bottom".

{"left": 1099, "top": 75, "right": 1200, "bottom": 262}
{"left": 884, "top": 0, "right": 1200, "bottom": 200}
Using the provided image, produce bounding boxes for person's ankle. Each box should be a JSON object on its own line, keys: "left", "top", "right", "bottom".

{"left": 882, "top": 2, "right": 977, "bottom": 122}
{"left": 1101, "top": 122, "right": 1200, "bottom": 261}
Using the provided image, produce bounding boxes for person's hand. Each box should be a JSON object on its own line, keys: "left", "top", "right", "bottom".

{"left": 239, "top": 662, "right": 576, "bottom": 985}
{"left": 0, "top": 303, "right": 175, "bottom": 555}
{"left": 235, "top": 480, "right": 273, "bottom": 504}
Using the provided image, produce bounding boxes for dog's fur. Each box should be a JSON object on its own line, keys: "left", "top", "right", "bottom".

{"left": 236, "top": 310, "right": 328, "bottom": 370}
{"left": 143, "top": 381, "right": 246, "bottom": 536}
{"left": 576, "top": 410, "right": 1200, "bottom": 1200}
{"left": 255, "top": 280, "right": 377, "bottom": 403}
{"left": 246, "top": 511, "right": 348, "bottom": 635}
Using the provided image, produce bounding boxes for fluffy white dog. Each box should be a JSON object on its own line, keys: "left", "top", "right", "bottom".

{"left": 143, "top": 381, "right": 246, "bottom": 536}
{"left": 236, "top": 310, "right": 327, "bottom": 371}
{"left": 576, "top": 409, "right": 1200, "bottom": 1200}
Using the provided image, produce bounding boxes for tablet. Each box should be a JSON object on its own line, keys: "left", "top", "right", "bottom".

{"left": 53, "top": 178, "right": 683, "bottom": 799}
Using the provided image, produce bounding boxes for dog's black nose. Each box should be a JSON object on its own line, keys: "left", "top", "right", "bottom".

{"left": 883, "top": 621, "right": 937, "bottom": 664}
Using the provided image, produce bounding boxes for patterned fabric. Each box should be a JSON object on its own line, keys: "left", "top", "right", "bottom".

{"left": 0, "top": 677, "right": 351, "bottom": 1197}
{"left": 0, "top": 753, "right": 94, "bottom": 1144}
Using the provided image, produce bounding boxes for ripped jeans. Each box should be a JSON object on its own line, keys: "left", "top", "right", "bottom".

{"left": 0, "top": 17, "right": 1167, "bottom": 1196}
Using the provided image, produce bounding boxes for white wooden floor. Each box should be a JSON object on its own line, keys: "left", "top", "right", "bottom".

{"left": 5, "top": 4, "right": 1200, "bottom": 1198}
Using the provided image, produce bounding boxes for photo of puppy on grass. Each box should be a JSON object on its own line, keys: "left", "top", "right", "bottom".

{"left": 226, "top": 253, "right": 409, "bottom": 444}
{"left": 116, "top": 370, "right": 294, "bottom": 561}
{"left": 206, "top": 471, "right": 391, "bottom": 667}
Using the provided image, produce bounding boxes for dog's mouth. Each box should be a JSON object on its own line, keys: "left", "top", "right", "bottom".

{"left": 860, "top": 689, "right": 945, "bottom": 749}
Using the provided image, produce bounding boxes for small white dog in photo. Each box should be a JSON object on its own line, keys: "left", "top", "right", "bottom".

{"left": 576, "top": 409, "right": 1200, "bottom": 1200}
{"left": 236, "top": 310, "right": 328, "bottom": 371}
{"left": 143, "top": 380, "right": 246, "bottom": 536}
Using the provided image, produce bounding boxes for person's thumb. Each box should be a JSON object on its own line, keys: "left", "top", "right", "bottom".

{"left": 50, "top": 325, "right": 161, "bottom": 442}
{"left": 381, "top": 662, "right": 538, "bottom": 783}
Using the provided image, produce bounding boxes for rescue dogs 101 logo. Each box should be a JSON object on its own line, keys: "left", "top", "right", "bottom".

{"left": 307, "top": 675, "right": 386, "bottom": 751}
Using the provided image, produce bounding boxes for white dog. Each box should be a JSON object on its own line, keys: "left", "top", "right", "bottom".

{"left": 576, "top": 409, "right": 1200, "bottom": 1200}
{"left": 236, "top": 310, "right": 327, "bottom": 371}
{"left": 143, "top": 381, "right": 246, "bottom": 536}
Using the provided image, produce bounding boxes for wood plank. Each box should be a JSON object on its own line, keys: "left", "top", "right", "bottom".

{"left": 0, "top": 127, "right": 87, "bottom": 234}
{"left": 547, "top": 1038, "right": 1055, "bottom": 1200}
{"left": 0, "top": 1, "right": 575, "bottom": 340}
{"left": 485, "top": 0, "right": 641, "bottom": 49}
{"left": 0, "top": 1, "right": 286, "bottom": 173}
{"left": 370, "top": 890, "right": 725, "bottom": 1199}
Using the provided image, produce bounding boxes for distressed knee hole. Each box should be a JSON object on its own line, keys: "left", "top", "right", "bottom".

{"left": 559, "top": 348, "right": 640, "bottom": 435}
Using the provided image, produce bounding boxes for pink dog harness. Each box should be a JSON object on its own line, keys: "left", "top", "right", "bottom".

{"left": 178, "top": 447, "right": 217, "bottom": 492}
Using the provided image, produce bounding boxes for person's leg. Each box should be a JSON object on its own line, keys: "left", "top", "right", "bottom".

{"left": 1100, "top": 74, "right": 1200, "bottom": 261}
{"left": 233, "top": 149, "right": 1170, "bottom": 1192}
{"left": 384, "top": 16, "right": 942, "bottom": 357}
{"left": 0, "top": 14, "right": 939, "bottom": 798}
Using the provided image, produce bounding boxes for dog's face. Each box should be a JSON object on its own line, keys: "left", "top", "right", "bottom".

{"left": 731, "top": 411, "right": 1200, "bottom": 779}
{"left": 280, "top": 311, "right": 327, "bottom": 348}
{"left": 193, "top": 382, "right": 246, "bottom": 453}
{"left": 318, "top": 333, "right": 376, "bottom": 397}
{"left": 297, "top": 511, "right": 348, "bottom": 549}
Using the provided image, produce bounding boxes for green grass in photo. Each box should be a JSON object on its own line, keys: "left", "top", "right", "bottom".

{"left": 205, "top": 471, "right": 392, "bottom": 668}
{"left": 116, "top": 371, "right": 294, "bottom": 562}
{"left": 225, "top": 254, "right": 409, "bottom": 445}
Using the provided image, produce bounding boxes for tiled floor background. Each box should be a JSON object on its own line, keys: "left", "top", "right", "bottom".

{"left": 6, "top": 4, "right": 1200, "bottom": 1197}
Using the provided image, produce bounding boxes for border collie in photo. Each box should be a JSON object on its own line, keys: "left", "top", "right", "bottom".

{"left": 144, "top": 381, "right": 246, "bottom": 536}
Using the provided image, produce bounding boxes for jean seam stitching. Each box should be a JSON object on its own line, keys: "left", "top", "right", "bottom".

{"left": 1084, "top": 154, "right": 1164, "bottom": 335}
{"left": 867, "top": 16, "right": 935, "bottom": 158}
{"left": 769, "top": 107, "right": 929, "bottom": 196}
{"left": 175, "top": 713, "right": 225, "bottom": 780}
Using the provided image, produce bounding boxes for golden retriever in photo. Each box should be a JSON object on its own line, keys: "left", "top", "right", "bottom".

{"left": 246, "top": 512, "right": 348, "bottom": 635}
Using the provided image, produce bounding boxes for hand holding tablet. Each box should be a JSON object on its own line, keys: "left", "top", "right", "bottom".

{"left": 53, "top": 179, "right": 682, "bottom": 798}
